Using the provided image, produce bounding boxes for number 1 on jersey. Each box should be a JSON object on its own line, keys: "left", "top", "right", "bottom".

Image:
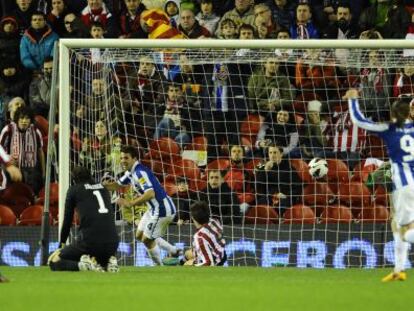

{"left": 93, "top": 190, "right": 109, "bottom": 214}
{"left": 400, "top": 135, "right": 414, "bottom": 162}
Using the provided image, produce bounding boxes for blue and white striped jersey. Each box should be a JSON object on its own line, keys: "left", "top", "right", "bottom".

{"left": 349, "top": 98, "right": 414, "bottom": 190}
{"left": 117, "top": 161, "right": 176, "bottom": 217}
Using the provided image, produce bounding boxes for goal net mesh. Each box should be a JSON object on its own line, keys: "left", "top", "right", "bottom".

{"left": 66, "top": 45, "right": 414, "bottom": 268}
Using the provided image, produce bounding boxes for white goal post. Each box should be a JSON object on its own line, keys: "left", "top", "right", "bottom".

{"left": 58, "top": 39, "right": 414, "bottom": 267}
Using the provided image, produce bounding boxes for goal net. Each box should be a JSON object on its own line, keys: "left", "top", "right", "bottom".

{"left": 60, "top": 39, "right": 414, "bottom": 268}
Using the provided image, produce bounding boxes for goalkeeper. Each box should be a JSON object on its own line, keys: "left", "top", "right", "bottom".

{"left": 48, "top": 166, "right": 119, "bottom": 272}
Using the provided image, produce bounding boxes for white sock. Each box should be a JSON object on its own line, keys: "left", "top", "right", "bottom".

{"left": 148, "top": 245, "right": 162, "bottom": 266}
{"left": 156, "top": 237, "right": 177, "bottom": 254}
{"left": 404, "top": 229, "right": 414, "bottom": 243}
{"left": 393, "top": 232, "right": 409, "bottom": 273}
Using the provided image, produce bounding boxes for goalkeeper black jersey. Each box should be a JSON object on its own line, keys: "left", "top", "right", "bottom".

{"left": 60, "top": 182, "right": 119, "bottom": 245}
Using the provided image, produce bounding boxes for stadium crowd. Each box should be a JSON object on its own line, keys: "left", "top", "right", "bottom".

{"left": 0, "top": 0, "right": 413, "bottom": 227}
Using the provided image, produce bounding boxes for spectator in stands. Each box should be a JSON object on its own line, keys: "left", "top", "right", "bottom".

{"left": 325, "top": 105, "right": 366, "bottom": 170}
{"left": 178, "top": 9, "right": 211, "bottom": 38}
{"left": 20, "top": 11, "right": 59, "bottom": 72}
{"left": 164, "top": 0, "right": 180, "bottom": 28}
{"left": 276, "top": 27, "right": 290, "bottom": 39}
{"left": 62, "top": 12, "right": 89, "bottom": 38}
{"left": 322, "top": 4, "right": 359, "bottom": 39}
{"left": 11, "top": 0, "right": 36, "bottom": 35}
{"left": 131, "top": 54, "right": 165, "bottom": 146}
{"left": 359, "top": 0, "right": 410, "bottom": 38}
{"left": 268, "top": 0, "right": 295, "bottom": 30}
{"left": 198, "top": 169, "right": 241, "bottom": 225}
{"left": 0, "top": 106, "right": 45, "bottom": 193}
{"left": 301, "top": 99, "right": 328, "bottom": 159}
{"left": 248, "top": 55, "right": 294, "bottom": 116}
{"left": 6, "top": 97, "right": 25, "bottom": 124}
{"left": 195, "top": 0, "right": 220, "bottom": 36}
{"left": 140, "top": 8, "right": 186, "bottom": 39}
{"left": 217, "top": 0, "right": 255, "bottom": 36}
{"left": 360, "top": 49, "right": 391, "bottom": 121}
{"left": 0, "top": 62, "right": 29, "bottom": 105}
{"left": 224, "top": 144, "right": 252, "bottom": 195}
{"left": 118, "top": 0, "right": 147, "bottom": 38}
{"left": 254, "top": 3, "right": 279, "bottom": 39}
{"left": 238, "top": 22, "right": 256, "bottom": 39}
{"left": 173, "top": 54, "right": 205, "bottom": 136}
{"left": 217, "top": 18, "right": 237, "bottom": 39}
{"left": 89, "top": 21, "right": 105, "bottom": 38}
{"left": 80, "top": 0, "right": 116, "bottom": 38}
{"left": 79, "top": 119, "right": 112, "bottom": 180}
{"left": 204, "top": 55, "right": 249, "bottom": 159}
{"left": 47, "top": 0, "right": 69, "bottom": 37}
{"left": 171, "top": 176, "right": 198, "bottom": 224}
{"left": 295, "top": 49, "right": 339, "bottom": 102}
{"left": 154, "top": 82, "right": 191, "bottom": 147}
{"left": 393, "top": 60, "right": 414, "bottom": 97}
{"left": 289, "top": 2, "right": 319, "bottom": 39}
{"left": 29, "top": 57, "right": 53, "bottom": 118}
{"left": 254, "top": 144, "right": 302, "bottom": 213}
{"left": 257, "top": 109, "right": 300, "bottom": 158}
{"left": 0, "top": 16, "right": 21, "bottom": 64}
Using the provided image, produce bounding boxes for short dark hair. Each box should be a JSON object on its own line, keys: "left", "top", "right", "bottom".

{"left": 120, "top": 145, "right": 139, "bottom": 159}
{"left": 190, "top": 201, "right": 210, "bottom": 225}
{"left": 392, "top": 97, "right": 411, "bottom": 128}
{"left": 32, "top": 11, "right": 46, "bottom": 19}
{"left": 44, "top": 56, "right": 53, "bottom": 63}
{"left": 14, "top": 106, "right": 34, "bottom": 123}
{"left": 90, "top": 21, "right": 104, "bottom": 30}
{"left": 72, "top": 166, "right": 92, "bottom": 184}
{"left": 239, "top": 23, "right": 256, "bottom": 36}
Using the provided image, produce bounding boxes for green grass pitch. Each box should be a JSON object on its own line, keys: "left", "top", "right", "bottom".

{"left": 1, "top": 267, "right": 412, "bottom": 311}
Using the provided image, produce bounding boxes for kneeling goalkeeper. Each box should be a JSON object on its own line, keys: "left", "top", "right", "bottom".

{"left": 48, "top": 166, "right": 119, "bottom": 272}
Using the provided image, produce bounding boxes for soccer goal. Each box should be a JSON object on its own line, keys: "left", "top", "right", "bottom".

{"left": 59, "top": 38, "right": 414, "bottom": 268}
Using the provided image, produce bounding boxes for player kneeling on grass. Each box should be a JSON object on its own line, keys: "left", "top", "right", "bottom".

{"left": 48, "top": 166, "right": 119, "bottom": 272}
{"left": 180, "top": 201, "right": 227, "bottom": 266}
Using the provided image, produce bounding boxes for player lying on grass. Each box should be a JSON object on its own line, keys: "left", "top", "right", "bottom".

{"left": 164, "top": 201, "right": 227, "bottom": 266}
{"left": 103, "top": 146, "right": 180, "bottom": 265}
{"left": 48, "top": 166, "right": 119, "bottom": 272}
{"left": 346, "top": 89, "right": 413, "bottom": 282}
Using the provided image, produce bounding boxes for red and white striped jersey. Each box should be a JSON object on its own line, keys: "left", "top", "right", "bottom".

{"left": 193, "top": 218, "right": 226, "bottom": 266}
{"left": 331, "top": 110, "right": 366, "bottom": 153}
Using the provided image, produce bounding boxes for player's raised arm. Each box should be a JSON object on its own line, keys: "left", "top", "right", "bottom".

{"left": 344, "top": 89, "right": 389, "bottom": 133}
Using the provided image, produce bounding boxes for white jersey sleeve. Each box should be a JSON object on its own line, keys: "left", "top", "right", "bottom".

{"left": 348, "top": 98, "right": 389, "bottom": 133}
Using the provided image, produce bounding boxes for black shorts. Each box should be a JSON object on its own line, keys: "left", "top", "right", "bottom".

{"left": 59, "top": 241, "right": 119, "bottom": 267}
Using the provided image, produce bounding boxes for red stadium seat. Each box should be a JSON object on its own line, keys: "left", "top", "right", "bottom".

{"left": 163, "top": 179, "right": 178, "bottom": 196}
{"left": 34, "top": 115, "right": 49, "bottom": 137}
{"left": 303, "top": 182, "right": 335, "bottom": 206}
{"left": 337, "top": 182, "right": 371, "bottom": 208}
{"left": 237, "top": 192, "right": 255, "bottom": 204}
{"left": 187, "top": 136, "right": 207, "bottom": 151}
{"left": 240, "top": 114, "right": 264, "bottom": 137}
{"left": 320, "top": 205, "right": 353, "bottom": 223}
{"left": 326, "top": 159, "right": 349, "bottom": 182}
{"left": 245, "top": 205, "right": 278, "bottom": 225}
{"left": 358, "top": 205, "right": 389, "bottom": 223}
{"left": 19, "top": 205, "right": 44, "bottom": 226}
{"left": 168, "top": 159, "right": 200, "bottom": 181}
{"left": 374, "top": 185, "right": 389, "bottom": 206}
{"left": 38, "top": 183, "right": 59, "bottom": 205}
{"left": 0, "top": 204, "right": 17, "bottom": 225}
{"left": 1, "top": 182, "right": 35, "bottom": 204}
{"left": 206, "top": 158, "right": 231, "bottom": 171}
{"left": 366, "top": 135, "right": 387, "bottom": 159}
{"left": 149, "top": 137, "right": 180, "bottom": 160}
{"left": 290, "top": 159, "right": 313, "bottom": 183}
{"left": 283, "top": 204, "right": 316, "bottom": 224}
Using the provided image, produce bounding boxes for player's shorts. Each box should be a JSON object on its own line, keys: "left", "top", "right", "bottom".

{"left": 392, "top": 185, "right": 414, "bottom": 226}
{"left": 138, "top": 210, "right": 175, "bottom": 239}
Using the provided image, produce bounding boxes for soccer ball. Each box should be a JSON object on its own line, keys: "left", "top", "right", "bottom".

{"left": 308, "top": 158, "right": 329, "bottom": 180}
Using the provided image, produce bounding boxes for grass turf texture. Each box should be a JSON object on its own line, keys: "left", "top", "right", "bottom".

{"left": 1, "top": 267, "right": 412, "bottom": 311}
